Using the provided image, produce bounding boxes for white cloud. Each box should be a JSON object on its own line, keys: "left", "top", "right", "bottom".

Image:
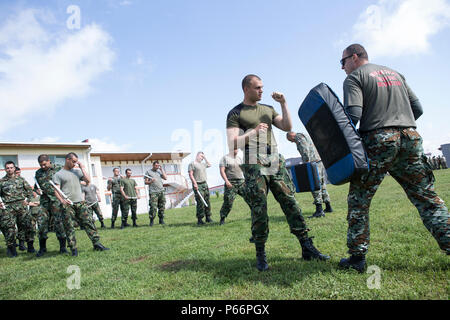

{"left": 350, "top": 0, "right": 450, "bottom": 58}
{"left": 0, "top": 9, "right": 115, "bottom": 134}
{"left": 119, "top": 1, "right": 133, "bottom": 6}
{"left": 88, "top": 137, "right": 132, "bottom": 153}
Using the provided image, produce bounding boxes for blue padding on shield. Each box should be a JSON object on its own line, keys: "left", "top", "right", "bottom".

{"left": 327, "top": 154, "right": 355, "bottom": 185}
{"left": 298, "top": 91, "right": 324, "bottom": 125}
{"left": 290, "top": 166, "right": 299, "bottom": 193}
{"left": 306, "top": 164, "right": 314, "bottom": 191}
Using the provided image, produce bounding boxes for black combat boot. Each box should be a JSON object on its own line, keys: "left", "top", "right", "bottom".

{"left": 255, "top": 244, "right": 269, "bottom": 271}
{"left": 149, "top": 218, "right": 154, "bottom": 227}
{"left": 71, "top": 248, "right": 78, "bottom": 257}
{"left": 100, "top": 220, "right": 106, "bottom": 229}
{"left": 219, "top": 217, "right": 225, "bottom": 225}
{"left": 308, "top": 204, "right": 325, "bottom": 218}
{"left": 58, "top": 237, "right": 68, "bottom": 254}
{"left": 93, "top": 243, "right": 110, "bottom": 251}
{"left": 197, "top": 217, "right": 205, "bottom": 226}
{"left": 120, "top": 220, "right": 126, "bottom": 229}
{"left": 7, "top": 245, "right": 18, "bottom": 258}
{"left": 132, "top": 219, "right": 138, "bottom": 227}
{"left": 300, "top": 237, "right": 330, "bottom": 261}
{"left": 159, "top": 217, "right": 165, "bottom": 225}
{"left": 36, "top": 238, "right": 47, "bottom": 257}
{"left": 324, "top": 202, "right": 334, "bottom": 213}
{"left": 111, "top": 220, "right": 115, "bottom": 229}
{"left": 339, "top": 255, "right": 366, "bottom": 273}
{"left": 27, "top": 241, "right": 36, "bottom": 253}
{"left": 205, "top": 216, "right": 213, "bottom": 223}
{"left": 125, "top": 219, "right": 131, "bottom": 227}
{"left": 18, "top": 240, "right": 26, "bottom": 251}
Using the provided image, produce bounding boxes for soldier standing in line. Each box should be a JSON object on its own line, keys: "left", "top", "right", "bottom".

{"left": 441, "top": 156, "right": 448, "bottom": 169}
{"left": 120, "top": 168, "right": 140, "bottom": 228}
{"left": 339, "top": 43, "right": 449, "bottom": 272}
{"left": 286, "top": 132, "right": 334, "bottom": 218}
{"left": 226, "top": 74, "right": 330, "bottom": 271}
{"left": 0, "top": 161, "right": 37, "bottom": 257}
{"left": 52, "top": 152, "right": 109, "bottom": 256}
{"left": 144, "top": 161, "right": 167, "bottom": 226}
{"left": 81, "top": 181, "right": 106, "bottom": 229}
{"left": 14, "top": 167, "right": 27, "bottom": 251}
{"left": 188, "top": 152, "right": 213, "bottom": 225}
{"left": 34, "top": 155, "right": 68, "bottom": 257}
{"left": 107, "top": 168, "right": 125, "bottom": 229}
{"left": 218, "top": 149, "right": 250, "bottom": 225}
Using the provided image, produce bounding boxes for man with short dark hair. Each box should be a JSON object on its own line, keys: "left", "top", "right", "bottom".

{"left": 0, "top": 161, "right": 36, "bottom": 257}
{"left": 107, "top": 167, "right": 125, "bottom": 229}
{"left": 53, "top": 153, "right": 109, "bottom": 256}
{"left": 120, "top": 168, "right": 140, "bottom": 228}
{"left": 226, "top": 74, "right": 330, "bottom": 271}
{"left": 145, "top": 161, "right": 167, "bottom": 226}
{"left": 339, "top": 43, "right": 450, "bottom": 272}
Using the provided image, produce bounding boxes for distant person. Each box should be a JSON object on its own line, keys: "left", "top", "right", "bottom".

{"left": 81, "top": 181, "right": 106, "bottom": 229}
{"left": 339, "top": 43, "right": 449, "bottom": 272}
{"left": 218, "top": 149, "right": 250, "bottom": 225}
{"left": 120, "top": 168, "right": 140, "bottom": 228}
{"left": 52, "top": 152, "right": 109, "bottom": 256}
{"left": 286, "top": 132, "right": 333, "bottom": 218}
{"left": 144, "top": 161, "right": 167, "bottom": 226}
{"left": 440, "top": 156, "right": 448, "bottom": 169}
{"left": 188, "top": 152, "right": 213, "bottom": 225}
{"left": 107, "top": 168, "right": 125, "bottom": 229}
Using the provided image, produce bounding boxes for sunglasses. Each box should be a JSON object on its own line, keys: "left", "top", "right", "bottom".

{"left": 340, "top": 53, "right": 361, "bottom": 67}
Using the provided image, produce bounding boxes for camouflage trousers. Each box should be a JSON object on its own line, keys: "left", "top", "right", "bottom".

{"left": 64, "top": 202, "right": 101, "bottom": 249}
{"left": 220, "top": 179, "right": 249, "bottom": 219}
{"left": 149, "top": 191, "right": 166, "bottom": 219}
{"left": 347, "top": 127, "right": 450, "bottom": 256}
{"left": 87, "top": 202, "right": 104, "bottom": 222}
{"left": 241, "top": 154, "right": 310, "bottom": 246}
{"left": 194, "top": 182, "right": 211, "bottom": 219}
{"left": 311, "top": 161, "right": 331, "bottom": 205}
{"left": 122, "top": 198, "right": 138, "bottom": 221}
{"left": 0, "top": 201, "right": 34, "bottom": 247}
{"left": 17, "top": 205, "right": 45, "bottom": 242}
{"left": 111, "top": 193, "right": 126, "bottom": 222}
{"left": 38, "top": 197, "right": 66, "bottom": 240}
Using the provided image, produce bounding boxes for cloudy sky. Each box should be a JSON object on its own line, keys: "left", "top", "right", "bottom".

{"left": 1, "top": 0, "right": 449, "bottom": 186}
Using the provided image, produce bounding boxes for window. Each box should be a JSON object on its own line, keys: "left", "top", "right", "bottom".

{"left": 105, "top": 195, "right": 111, "bottom": 205}
{"left": 0, "top": 155, "right": 18, "bottom": 168}
{"left": 49, "top": 155, "right": 66, "bottom": 166}
{"left": 91, "top": 164, "right": 97, "bottom": 177}
{"left": 163, "top": 164, "right": 180, "bottom": 174}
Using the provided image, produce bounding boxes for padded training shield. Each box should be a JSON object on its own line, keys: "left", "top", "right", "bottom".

{"left": 298, "top": 83, "right": 369, "bottom": 185}
{"left": 290, "top": 162, "right": 321, "bottom": 193}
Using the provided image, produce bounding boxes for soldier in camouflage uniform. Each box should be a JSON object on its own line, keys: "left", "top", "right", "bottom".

{"left": 287, "top": 132, "right": 333, "bottom": 218}
{"left": 52, "top": 152, "right": 109, "bottom": 256}
{"left": 34, "top": 155, "right": 68, "bottom": 257}
{"left": 339, "top": 44, "right": 450, "bottom": 273}
{"left": 107, "top": 168, "right": 125, "bottom": 229}
{"left": 219, "top": 149, "right": 250, "bottom": 225}
{"left": 120, "top": 169, "right": 140, "bottom": 228}
{"left": 441, "top": 156, "right": 448, "bottom": 169}
{"left": 14, "top": 167, "right": 27, "bottom": 251}
{"left": 0, "top": 161, "right": 36, "bottom": 257}
{"left": 188, "top": 152, "right": 213, "bottom": 225}
{"left": 145, "top": 161, "right": 167, "bottom": 226}
{"left": 226, "top": 74, "right": 330, "bottom": 271}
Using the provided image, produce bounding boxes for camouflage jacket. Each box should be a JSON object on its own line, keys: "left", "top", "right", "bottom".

{"left": 0, "top": 175, "right": 33, "bottom": 203}
{"left": 35, "top": 164, "right": 63, "bottom": 202}
{"left": 294, "top": 133, "right": 321, "bottom": 163}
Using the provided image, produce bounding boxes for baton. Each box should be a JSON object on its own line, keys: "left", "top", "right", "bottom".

{"left": 34, "top": 177, "right": 42, "bottom": 191}
{"left": 49, "top": 181, "right": 73, "bottom": 205}
{"left": 87, "top": 201, "right": 98, "bottom": 208}
{"left": 194, "top": 189, "right": 208, "bottom": 208}
{"left": 0, "top": 195, "right": 5, "bottom": 209}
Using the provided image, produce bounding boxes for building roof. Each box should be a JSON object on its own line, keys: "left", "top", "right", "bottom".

{"left": 0, "top": 141, "right": 91, "bottom": 149}
{"left": 91, "top": 152, "right": 190, "bottom": 162}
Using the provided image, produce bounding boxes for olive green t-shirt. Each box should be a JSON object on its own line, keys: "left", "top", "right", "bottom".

{"left": 188, "top": 161, "right": 208, "bottom": 183}
{"left": 219, "top": 154, "right": 244, "bottom": 180}
{"left": 343, "top": 63, "right": 419, "bottom": 133}
{"left": 120, "top": 178, "right": 137, "bottom": 198}
{"left": 226, "top": 103, "right": 279, "bottom": 160}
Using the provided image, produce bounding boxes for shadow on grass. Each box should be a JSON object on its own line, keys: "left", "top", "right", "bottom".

{"left": 155, "top": 255, "right": 335, "bottom": 287}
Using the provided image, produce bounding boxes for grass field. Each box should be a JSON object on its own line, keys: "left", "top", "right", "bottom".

{"left": 0, "top": 170, "right": 449, "bottom": 300}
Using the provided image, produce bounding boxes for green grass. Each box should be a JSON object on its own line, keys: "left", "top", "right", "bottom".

{"left": 1, "top": 170, "right": 449, "bottom": 300}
